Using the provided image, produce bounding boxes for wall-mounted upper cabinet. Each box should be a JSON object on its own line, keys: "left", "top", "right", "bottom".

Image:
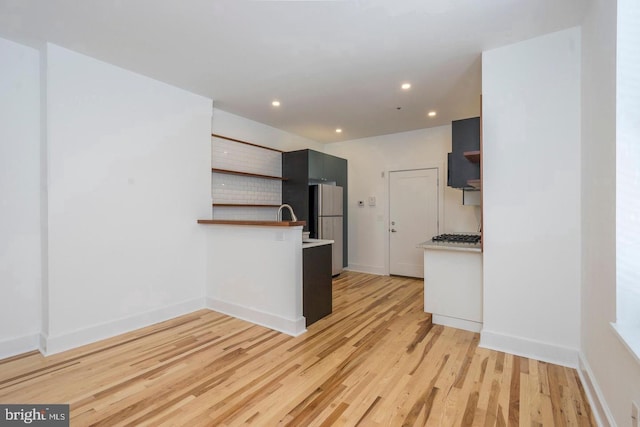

{"left": 447, "top": 117, "right": 481, "bottom": 189}
{"left": 308, "top": 150, "right": 325, "bottom": 181}
{"left": 308, "top": 150, "right": 345, "bottom": 184}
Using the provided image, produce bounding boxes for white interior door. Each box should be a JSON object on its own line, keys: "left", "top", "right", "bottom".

{"left": 389, "top": 168, "right": 439, "bottom": 278}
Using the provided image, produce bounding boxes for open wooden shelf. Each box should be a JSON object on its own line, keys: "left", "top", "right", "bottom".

{"left": 467, "top": 179, "right": 481, "bottom": 189}
{"left": 212, "top": 168, "right": 287, "bottom": 181}
{"left": 463, "top": 150, "right": 481, "bottom": 163}
{"left": 464, "top": 150, "right": 481, "bottom": 190}
{"left": 212, "top": 203, "right": 280, "bottom": 208}
{"left": 211, "top": 134, "right": 283, "bottom": 153}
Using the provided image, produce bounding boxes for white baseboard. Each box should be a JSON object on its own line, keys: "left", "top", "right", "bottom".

{"left": 432, "top": 314, "right": 482, "bottom": 333}
{"left": 480, "top": 329, "right": 579, "bottom": 368}
{"left": 578, "top": 353, "right": 615, "bottom": 427}
{"left": 206, "top": 297, "right": 306, "bottom": 337}
{"left": 345, "top": 264, "right": 386, "bottom": 276}
{"left": 0, "top": 334, "right": 40, "bottom": 360}
{"left": 41, "top": 297, "right": 206, "bottom": 356}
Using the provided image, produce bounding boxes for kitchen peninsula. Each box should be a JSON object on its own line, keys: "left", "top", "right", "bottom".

{"left": 198, "top": 220, "right": 332, "bottom": 336}
{"left": 420, "top": 235, "right": 483, "bottom": 333}
{"left": 202, "top": 133, "right": 338, "bottom": 335}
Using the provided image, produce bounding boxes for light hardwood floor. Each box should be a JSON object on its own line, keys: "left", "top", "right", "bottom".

{"left": 0, "top": 272, "right": 595, "bottom": 426}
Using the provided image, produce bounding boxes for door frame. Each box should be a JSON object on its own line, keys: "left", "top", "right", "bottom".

{"left": 385, "top": 163, "right": 444, "bottom": 276}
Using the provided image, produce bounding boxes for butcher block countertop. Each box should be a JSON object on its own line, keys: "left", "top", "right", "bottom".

{"left": 197, "top": 219, "right": 306, "bottom": 227}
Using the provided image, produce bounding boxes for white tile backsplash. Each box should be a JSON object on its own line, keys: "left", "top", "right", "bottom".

{"left": 211, "top": 136, "right": 283, "bottom": 220}
{"left": 211, "top": 173, "right": 281, "bottom": 204}
{"left": 212, "top": 206, "right": 279, "bottom": 221}
{"left": 212, "top": 137, "right": 281, "bottom": 177}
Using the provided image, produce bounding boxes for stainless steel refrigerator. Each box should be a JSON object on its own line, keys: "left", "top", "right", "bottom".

{"left": 310, "top": 184, "right": 343, "bottom": 276}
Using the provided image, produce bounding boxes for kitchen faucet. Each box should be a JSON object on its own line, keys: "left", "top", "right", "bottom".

{"left": 276, "top": 204, "right": 297, "bottom": 221}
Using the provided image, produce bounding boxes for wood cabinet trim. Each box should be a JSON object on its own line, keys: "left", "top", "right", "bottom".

{"left": 467, "top": 179, "right": 481, "bottom": 189}
{"left": 480, "top": 95, "right": 483, "bottom": 251}
{"left": 463, "top": 150, "right": 481, "bottom": 163}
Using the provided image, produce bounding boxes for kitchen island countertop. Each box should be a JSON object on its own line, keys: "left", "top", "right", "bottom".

{"left": 302, "top": 239, "right": 334, "bottom": 249}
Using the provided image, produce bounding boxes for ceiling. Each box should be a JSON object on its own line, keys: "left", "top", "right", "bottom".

{"left": 0, "top": 0, "right": 586, "bottom": 143}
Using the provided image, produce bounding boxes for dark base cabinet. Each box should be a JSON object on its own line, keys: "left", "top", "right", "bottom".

{"left": 303, "top": 244, "right": 332, "bottom": 327}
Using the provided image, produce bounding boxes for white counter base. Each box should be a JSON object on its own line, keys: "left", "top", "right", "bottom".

{"left": 432, "top": 314, "right": 482, "bottom": 333}
{"left": 206, "top": 298, "right": 306, "bottom": 337}
{"left": 423, "top": 247, "right": 483, "bottom": 333}
{"left": 203, "top": 224, "right": 306, "bottom": 336}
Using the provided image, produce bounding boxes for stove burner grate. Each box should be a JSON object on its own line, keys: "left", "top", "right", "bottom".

{"left": 431, "top": 234, "right": 481, "bottom": 244}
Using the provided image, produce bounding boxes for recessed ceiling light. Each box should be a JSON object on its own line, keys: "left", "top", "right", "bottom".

{"left": 428, "top": 111, "right": 437, "bottom": 117}
{"left": 401, "top": 83, "right": 411, "bottom": 90}
{"left": 336, "top": 128, "right": 343, "bottom": 133}
{"left": 272, "top": 100, "right": 281, "bottom": 107}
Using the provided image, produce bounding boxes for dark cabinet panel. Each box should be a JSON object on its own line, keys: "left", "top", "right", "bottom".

{"left": 448, "top": 117, "right": 480, "bottom": 189}
{"left": 323, "top": 154, "right": 345, "bottom": 186}
{"left": 282, "top": 149, "right": 348, "bottom": 267}
{"left": 303, "top": 244, "right": 332, "bottom": 326}
{"left": 308, "top": 150, "right": 345, "bottom": 185}
{"left": 282, "top": 150, "right": 310, "bottom": 225}
{"left": 308, "top": 150, "right": 324, "bottom": 181}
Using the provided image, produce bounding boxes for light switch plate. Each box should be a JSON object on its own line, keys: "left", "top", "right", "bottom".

{"left": 368, "top": 196, "right": 376, "bottom": 206}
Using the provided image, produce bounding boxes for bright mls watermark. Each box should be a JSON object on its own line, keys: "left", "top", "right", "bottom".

{"left": 0, "top": 405, "right": 69, "bottom": 426}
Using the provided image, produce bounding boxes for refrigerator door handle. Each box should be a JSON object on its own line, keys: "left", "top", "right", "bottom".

{"left": 317, "top": 185, "right": 324, "bottom": 217}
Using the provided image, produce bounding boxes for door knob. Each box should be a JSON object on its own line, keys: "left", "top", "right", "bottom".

{"left": 391, "top": 229, "right": 397, "bottom": 232}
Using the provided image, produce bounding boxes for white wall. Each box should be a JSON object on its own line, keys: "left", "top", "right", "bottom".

{"left": 581, "top": 0, "right": 640, "bottom": 425}
{"left": 42, "top": 44, "right": 212, "bottom": 354}
{"left": 0, "top": 37, "right": 42, "bottom": 358}
{"left": 325, "top": 126, "right": 480, "bottom": 275}
{"left": 616, "top": 0, "right": 640, "bottom": 331}
{"left": 481, "top": 28, "right": 582, "bottom": 367}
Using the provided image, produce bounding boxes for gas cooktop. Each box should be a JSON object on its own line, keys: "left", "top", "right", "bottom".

{"left": 431, "top": 234, "right": 481, "bottom": 244}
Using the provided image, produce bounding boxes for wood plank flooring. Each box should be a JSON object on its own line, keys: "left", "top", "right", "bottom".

{"left": 0, "top": 272, "right": 595, "bottom": 426}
